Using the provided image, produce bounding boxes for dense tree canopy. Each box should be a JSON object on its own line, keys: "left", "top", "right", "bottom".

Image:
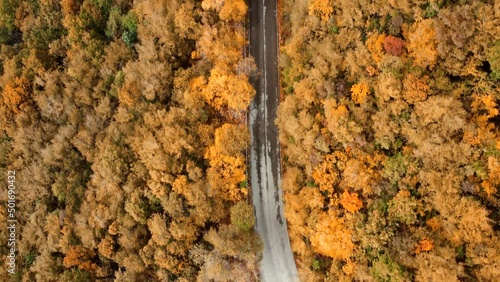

{"left": 0, "top": 0, "right": 260, "bottom": 281}
{"left": 278, "top": 0, "right": 500, "bottom": 280}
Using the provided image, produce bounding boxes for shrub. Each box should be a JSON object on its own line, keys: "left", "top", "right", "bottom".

{"left": 230, "top": 201, "right": 255, "bottom": 232}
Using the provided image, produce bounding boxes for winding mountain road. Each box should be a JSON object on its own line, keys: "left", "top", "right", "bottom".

{"left": 248, "top": 0, "right": 299, "bottom": 281}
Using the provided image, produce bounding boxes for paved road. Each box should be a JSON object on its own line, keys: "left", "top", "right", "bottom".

{"left": 249, "top": 0, "right": 299, "bottom": 281}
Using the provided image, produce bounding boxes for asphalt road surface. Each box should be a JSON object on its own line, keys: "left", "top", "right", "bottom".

{"left": 249, "top": 0, "right": 299, "bottom": 281}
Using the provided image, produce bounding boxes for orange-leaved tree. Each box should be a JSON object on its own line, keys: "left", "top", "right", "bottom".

{"left": 415, "top": 237, "right": 434, "bottom": 254}
{"left": 63, "top": 245, "right": 97, "bottom": 272}
{"left": 2, "top": 77, "right": 31, "bottom": 114}
{"left": 340, "top": 191, "right": 363, "bottom": 213}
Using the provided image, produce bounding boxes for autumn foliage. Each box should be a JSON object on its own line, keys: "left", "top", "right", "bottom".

{"left": 406, "top": 19, "right": 438, "bottom": 69}
{"left": 340, "top": 191, "right": 363, "bottom": 213}
{"left": 202, "top": 66, "right": 255, "bottom": 111}
{"left": 205, "top": 124, "right": 249, "bottom": 201}
{"left": 278, "top": 0, "right": 500, "bottom": 280}
{"left": 350, "top": 83, "right": 369, "bottom": 104}
{"left": 308, "top": 0, "right": 333, "bottom": 22}
{"left": 367, "top": 34, "right": 386, "bottom": 63}
{"left": 310, "top": 211, "right": 354, "bottom": 260}
{"left": 2, "top": 77, "right": 31, "bottom": 113}
{"left": 0, "top": 0, "right": 261, "bottom": 281}
{"left": 415, "top": 237, "right": 434, "bottom": 254}
{"left": 383, "top": 36, "right": 405, "bottom": 56}
{"left": 63, "top": 246, "right": 97, "bottom": 272}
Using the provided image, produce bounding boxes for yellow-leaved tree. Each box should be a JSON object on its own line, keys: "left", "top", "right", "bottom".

{"left": 351, "top": 83, "right": 369, "bottom": 104}
{"left": 219, "top": 0, "right": 247, "bottom": 22}
{"left": 202, "top": 66, "right": 255, "bottom": 111}
{"left": 205, "top": 124, "right": 249, "bottom": 201}
{"left": 310, "top": 210, "right": 354, "bottom": 260}
{"left": 406, "top": 19, "right": 438, "bottom": 69}
{"left": 308, "top": 0, "right": 333, "bottom": 22}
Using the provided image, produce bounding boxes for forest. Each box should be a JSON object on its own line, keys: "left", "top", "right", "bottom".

{"left": 277, "top": 0, "right": 500, "bottom": 281}
{"left": 1, "top": 0, "right": 500, "bottom": 281}
{"left": 0, "top": 0, "right": 262, "bottom": 281}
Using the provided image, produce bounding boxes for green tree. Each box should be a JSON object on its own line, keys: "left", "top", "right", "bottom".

{"left": 230, "top": 201, "right": 255, "bottom": 232}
